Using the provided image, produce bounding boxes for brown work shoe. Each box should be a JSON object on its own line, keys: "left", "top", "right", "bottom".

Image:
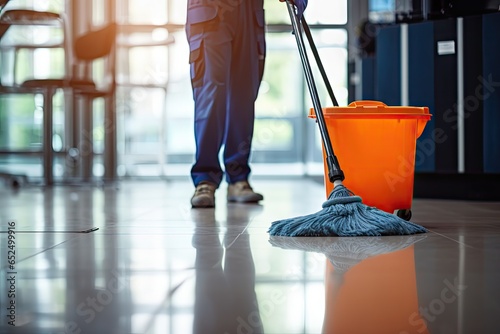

{"left": 191, "top": 181, "right": 216, "bottom": 208}
{"left": 227, "top": 181, "right": 263, "bottom": 203}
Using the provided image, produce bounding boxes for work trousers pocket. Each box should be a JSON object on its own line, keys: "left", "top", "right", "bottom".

{"left": 186, "top": 5, "right": 219, "bottom": 36}
{"left": 189, "top": 38, "right": 205, "bottom": 89}
{"left": 254, "top": 9, "right": 266, "bottom": 59}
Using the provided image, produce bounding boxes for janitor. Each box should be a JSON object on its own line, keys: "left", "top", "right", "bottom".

{"left": 186, "top": 0, "right": 308, "bottom": 208}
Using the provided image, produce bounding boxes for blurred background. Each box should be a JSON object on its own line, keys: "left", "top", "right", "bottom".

{"left": 0, "top": 0, "right": 352, "bottom": 183}
{"left": 1, "top": 0, "right": 499, "bottom": 200}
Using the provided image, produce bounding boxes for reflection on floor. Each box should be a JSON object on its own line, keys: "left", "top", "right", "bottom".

{"left": 0, "top": 178, "right": 499, "bottom": 334}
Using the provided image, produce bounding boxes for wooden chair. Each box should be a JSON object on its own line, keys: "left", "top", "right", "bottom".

{"left": 1, "top": 10, "right": 117, "bottom": 185}
{"left": 0, "top": 9, "right": 70, "bottom": 186}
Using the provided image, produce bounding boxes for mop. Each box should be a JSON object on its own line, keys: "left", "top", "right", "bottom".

{"left": 268, "top": 1, "right": 427, "bottom": 237}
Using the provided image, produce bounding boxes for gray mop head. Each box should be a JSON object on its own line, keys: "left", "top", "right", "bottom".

{"left": 268, "top": 185, "right": 427, "bottom": 237}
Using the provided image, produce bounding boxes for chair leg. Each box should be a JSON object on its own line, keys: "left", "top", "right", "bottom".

{"left": 43, "top": 87, "right": 55, "bottom": 186}
{"left": 159, "top": 87, "right": 167, "bottom": 177}
{"left": 81, "top": 97, "right": 93, "bottom": 181}
{"left": 104, "top": 94, "right": 117, "bottom": 182}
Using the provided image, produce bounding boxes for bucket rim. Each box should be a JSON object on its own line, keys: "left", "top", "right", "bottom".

{"left": 308, "top": 100, "right": 431, "bottom": 119}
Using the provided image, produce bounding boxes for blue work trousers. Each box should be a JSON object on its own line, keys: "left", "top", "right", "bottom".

{"left": 186, "top": 0, "right": 266, "bottom": 187}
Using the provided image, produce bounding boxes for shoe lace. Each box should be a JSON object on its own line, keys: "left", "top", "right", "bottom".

{"left": 239, "top": 182, "right": 253, "bottom": 191}
{"left": 196, "top": 184, "right": 214, "bottom": 194}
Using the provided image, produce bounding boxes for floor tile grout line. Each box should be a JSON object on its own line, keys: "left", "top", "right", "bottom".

{"left": 0, "top": 227, "right": 99, "bottom": 234}
{"left": 428, "top": 230, "right": 476, "bottom": 249}
{"left": 142, "top": 277, "right": 192, "bottom": 334}
{"left": 0, "top": 234, "right": 82, "bottom": 272}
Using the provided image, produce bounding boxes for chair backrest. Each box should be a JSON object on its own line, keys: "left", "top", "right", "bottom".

{"left": 0, "top": 0, "right": 10, "bottom": 15}
{"left": 72, "top": 22, "right": 117, "bottom": 90}
{"left": 0, "top": 9, "right": 70, "bottom": 85}
{"left": 0, "top": 9, "right": 67, "bottom": 42}
{"left": 74, "top": 22, "right": 117, "bottom": 61}
{"left": 1, "top": 9, "right": 61, "bottom": 23}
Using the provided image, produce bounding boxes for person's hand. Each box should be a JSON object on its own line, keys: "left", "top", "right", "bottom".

{"left": 279, "top": 0, "right": 308, "bottom": 18}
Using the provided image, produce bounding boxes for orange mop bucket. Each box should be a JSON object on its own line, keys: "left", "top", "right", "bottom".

{"left": 310, "top": 100, "right": 431, "bottom": 216}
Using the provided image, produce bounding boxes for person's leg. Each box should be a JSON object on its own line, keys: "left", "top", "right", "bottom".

{"left": 223, "top": 0, "right": 266, "bottom": 184}
{"left": 187, "top": 4, "right": 233, "bottom": 187}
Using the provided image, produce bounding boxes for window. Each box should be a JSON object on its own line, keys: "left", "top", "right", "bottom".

{"left": 116, "top": 0, "right": 348, "bottom": 177}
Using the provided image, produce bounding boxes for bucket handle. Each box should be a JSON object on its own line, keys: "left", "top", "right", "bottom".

{"left": 349, "top": 101, "right": 430, "bottom": 139}
{"left": 348, "top": 100, "right": 387, "bottom": 108}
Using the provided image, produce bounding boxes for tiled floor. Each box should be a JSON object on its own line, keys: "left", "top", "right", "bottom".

{"left": 0, "top": 177, "right": 499, "bottom": 334}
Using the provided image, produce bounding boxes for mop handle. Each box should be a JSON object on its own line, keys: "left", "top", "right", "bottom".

{"left": 285, "top": 0, "right": 344, "bottom": 183}
{"left": 301, "top": 17, "right": 339, "bottom": 107}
